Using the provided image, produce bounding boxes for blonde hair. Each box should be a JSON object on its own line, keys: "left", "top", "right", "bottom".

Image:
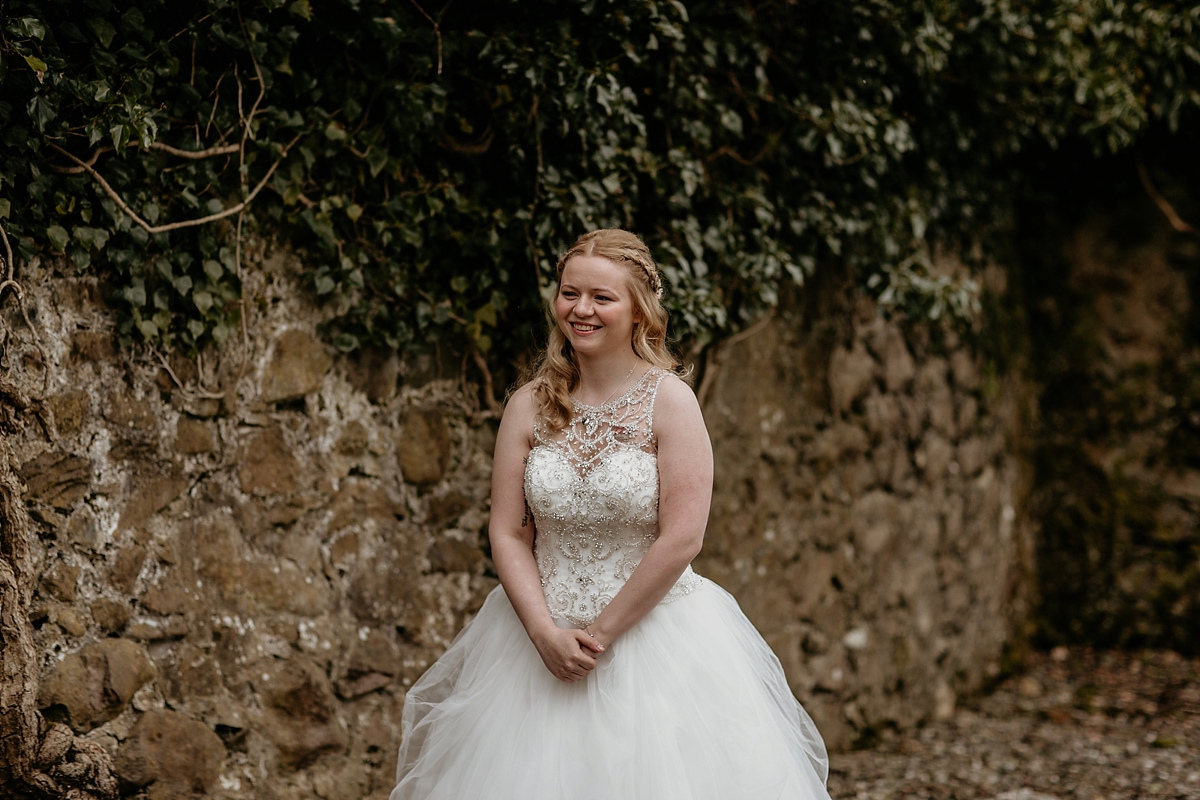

{"left": 528, "top": 229, "right": 679, "bottom": 431}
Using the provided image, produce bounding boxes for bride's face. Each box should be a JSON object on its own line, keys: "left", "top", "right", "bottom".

{"left": 555, "top": 256, "right": 642, "bottom": 357}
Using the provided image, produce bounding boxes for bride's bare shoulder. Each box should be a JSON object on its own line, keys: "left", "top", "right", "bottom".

{"left": 654, "top": 371, "right": 697, "bottom": 403}
{"left": 652, "top": 371, "right": 703, "bottom": 426}
{"left": 497, "top": 383, "right": 538, "bottom": 442}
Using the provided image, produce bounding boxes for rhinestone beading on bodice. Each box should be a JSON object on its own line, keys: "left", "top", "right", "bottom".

{"left": 524, "top": 368, "right": 702, "bottom": 627}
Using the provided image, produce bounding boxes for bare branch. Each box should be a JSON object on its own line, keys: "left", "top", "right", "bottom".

{"left": 0, "top": 221, "right": 12, "bottom": 285}
{"left": 47, "top": 136, "right": 300, "bottom": 235}
{"left": 471, "top": 346, "right": 501, "bottom": 414}
{"left": 148, "top": 141, "right": 240, "bottom": 159}
{"left": 48, "top": 146, "right": 111, "bottom": 174}
{"left": 151, "top": 347, "right": 225, "bottom": 400}
{"left": 50, "top": 142, "right": 239, "bottom": 174}
{"left": 409, "top": 0, "right": 453, "bottom": 76}
{"left": 1138, "top": 159, "right": 1196, "bottom": 234}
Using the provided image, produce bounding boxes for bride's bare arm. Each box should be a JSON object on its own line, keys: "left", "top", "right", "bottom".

{"left": 489, "top": 385, "right": 603, "bottom": 682}
{"left": 587, "top": 375, "right": 713, "bottom": 646}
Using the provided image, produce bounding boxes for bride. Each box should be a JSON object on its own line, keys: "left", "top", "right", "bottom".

{"left": 391, "top": 229, "right": 831, "bottom": 799}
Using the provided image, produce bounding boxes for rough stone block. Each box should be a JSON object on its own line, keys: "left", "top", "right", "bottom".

{"left": 346, "top": 346, "right": 400, "bottom": 404}
{"left": 40, "top": 562, "right": 80, "bottom": 603}
{"left": 91, "top": 598, "right": 132, "bottom": 633}
{"left": 240, "top": 425, "right": 304, "bottom": 495}
{"left": 259, "top": 657, "right": 349, "bottom": 769}
{"left": 261, "top": 329, "right": 333, "bottom": 403}
{"left": 957, "top": 437, "right": 986, "bottom": 477}
{"left": 427, "top": 536, "right": 485, "bottom": 574}
{"left": 175, "top": 416, "right": 213, "bottom": 454}
{"left": 67, "top": 506, "right": 102, "bottom": 551}
{"left": 337, "top": 629, "right": 400, "bottom": 700}
{"left": 326, "top": 479, "right": 405, "bottom": 533}
{"left": 950, "top": 349, "right": 980, "bottom": 390}
{"left": 918, "top": 432, "right": 954, "bottom": 481}
{"left": 398, "top": 408, "right": 452, "bottom": 486}
{"left": 883, "top": 327, "right": 916, "bottom": 392}
{"left": 109, "top": 544, "right": 147, "bottom": 593}
{"left": 828, "top": 341, "right": 876, "bottom": 415}
{"left": 19, "top": 452, "right": 92, "bottom": 509}
{"left": 348, "top": 538, "right": 421, "bottom": 626}
{"left": 39, "top": 639, "right": 156, "bottom": 732}
{"left": 68, "top": 330, "right": 115, "bottom": 364}
{"left": 336, "top": 420, "right": 370, "bottom": 456}
{"left": 114, "top": 709, "right": 225, "bottom": 795}
{"left": 126, "top": 616, "right": 189, "bottom": 641}
{"left": 118, "top": 475, "right": 188, "bottom": 537}
{"left": 48, "top": 390, "right": 90, "bottom": 436}
{"left": 140, "top": 576, "right": 193, "bottom": 616}
{"left": 852, "top": 490, "right": 905, "bottom": 556}
{"left": 106, "top": 392, "right": 155, "bottom": 430}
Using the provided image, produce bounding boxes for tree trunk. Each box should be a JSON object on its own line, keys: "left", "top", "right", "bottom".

{"left": 0, "top": 380, "right": 117, "bottom": 800}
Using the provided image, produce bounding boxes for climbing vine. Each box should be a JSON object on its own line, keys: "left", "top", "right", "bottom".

{"left": 0, "top": 0, "right": 1197, "bottom": 363}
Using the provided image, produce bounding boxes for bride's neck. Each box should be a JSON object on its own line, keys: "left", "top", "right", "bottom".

{"left": 573, "top": 350, "right": 643, "bottom": 404}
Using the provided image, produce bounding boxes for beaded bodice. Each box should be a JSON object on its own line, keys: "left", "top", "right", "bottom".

{"left": 524, "top": 368, "right": 702, "bottom": 627}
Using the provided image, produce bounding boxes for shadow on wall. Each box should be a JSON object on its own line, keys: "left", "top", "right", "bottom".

{"left": 1015, "top": 140, "right": 1200, "bottom": 654}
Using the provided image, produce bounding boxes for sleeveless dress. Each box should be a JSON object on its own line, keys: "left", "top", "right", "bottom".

{"left": 390, "top": 369, "right": 831, "bottom": 800}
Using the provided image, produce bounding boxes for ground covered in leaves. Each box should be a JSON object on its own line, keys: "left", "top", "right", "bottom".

{"left": 828, "top": 647, "right": 1200, "bottom": 800}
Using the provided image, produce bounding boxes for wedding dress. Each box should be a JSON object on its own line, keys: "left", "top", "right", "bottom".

{"left": 391, "top": 369, "right": 831, "bottom": 800}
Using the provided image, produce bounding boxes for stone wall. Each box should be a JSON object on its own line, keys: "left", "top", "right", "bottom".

{"left": 11, "top": 245, "right": 1032, "bottom": 798}
{"left": 697, "top": 284, "right": 1033, "bottom": 749}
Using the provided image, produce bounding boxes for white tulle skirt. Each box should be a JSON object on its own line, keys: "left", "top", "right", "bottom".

{"left": 390, "top": 578, "right": 831, "bottom": 800}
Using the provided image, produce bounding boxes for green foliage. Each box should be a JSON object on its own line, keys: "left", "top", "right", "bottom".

{"left": 0, "top": 0, "right": 1197, "bottom": 358}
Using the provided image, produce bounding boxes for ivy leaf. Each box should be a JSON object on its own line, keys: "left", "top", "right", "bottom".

{"left": 0, "top": 200, "right": 10, "bottom": 219}
{"left": 23, "top": 54, "right": 48, "bottom": 78}
{"left": 125, "top": 284, "right": 147, "bottom": 306}
{"left": 27, "top": 96, "right": 55, "bottom": 130}
{"left": 203, "top": 260, "right": 223, "bottom": 280}
{"left": 289, "top": 0, "right": 313, "bottom": 20}
{"left": 333, "top": 332, "right": 359, "bottom": 352}
{"left": 187, "top": 319, "right": 205, "bottom": 339}
{"left": 45, "top": 225, "right": 69, "bottom": 251}
{"left": 193, "top": 291, "right": 214, "bottom": 314}
{"left": 367, "top": 147, "right": 388, "bottom": 177}
{"left": 324, "top": 121, "right": 346, "bottom": 141}
{"left": 87, "top": 18, "right": 116, "bottom": 48}
{"left": 212, "top": 323, "right": 231, "bottom": 343}
{"left": 173, "top": 275, "right": 193, "bottom": 295}
{"left": 315, "top": 274, "right": 336, "bottom": 295}
{"left": 73, "top": 226, "right": 110, "bottom": 251}
{"left": 137, "top": 320, "right": 159, "bottom": 339}
{"left": 13, "top": 18, "right": 47, "bottom": 40}
{"left": 110, "top": 123, "right": 129, "bottom": 152}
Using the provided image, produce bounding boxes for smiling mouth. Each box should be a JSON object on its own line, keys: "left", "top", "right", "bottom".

{"left": 570, "top": 323, "right": 600, "bottom": 332}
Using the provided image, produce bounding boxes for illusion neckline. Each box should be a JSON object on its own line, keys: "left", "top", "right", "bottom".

{"left": 570, "top": 367, "right": 658, "bottom": 411}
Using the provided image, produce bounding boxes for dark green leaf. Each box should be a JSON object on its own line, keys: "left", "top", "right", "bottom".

{"left": 87, "top": 18, "right": 116, "bottom": 48}
{"left": 45, "top": 224, "right": 68, "bottom": 251}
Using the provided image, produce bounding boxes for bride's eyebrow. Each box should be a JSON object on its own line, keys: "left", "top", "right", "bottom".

{"left": 561, "top": 282, "right": 622, "bottom": 295}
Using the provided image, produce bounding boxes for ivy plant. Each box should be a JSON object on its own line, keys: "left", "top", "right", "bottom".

{"left": 0, "top": 0, "right": 1196, "bottom": 363}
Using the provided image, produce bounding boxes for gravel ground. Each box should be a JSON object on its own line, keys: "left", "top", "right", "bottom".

{"left": 827, "top": 647, "right": 1200, "bottom": 800}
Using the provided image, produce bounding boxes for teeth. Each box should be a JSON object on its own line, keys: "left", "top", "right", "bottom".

{"left": 573, "top": 324, "right": 599, "bottom": 331}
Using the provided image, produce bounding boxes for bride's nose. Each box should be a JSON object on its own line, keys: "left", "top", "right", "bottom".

{"left": 575, "top": 296, "right": 595, "bottom": 316}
